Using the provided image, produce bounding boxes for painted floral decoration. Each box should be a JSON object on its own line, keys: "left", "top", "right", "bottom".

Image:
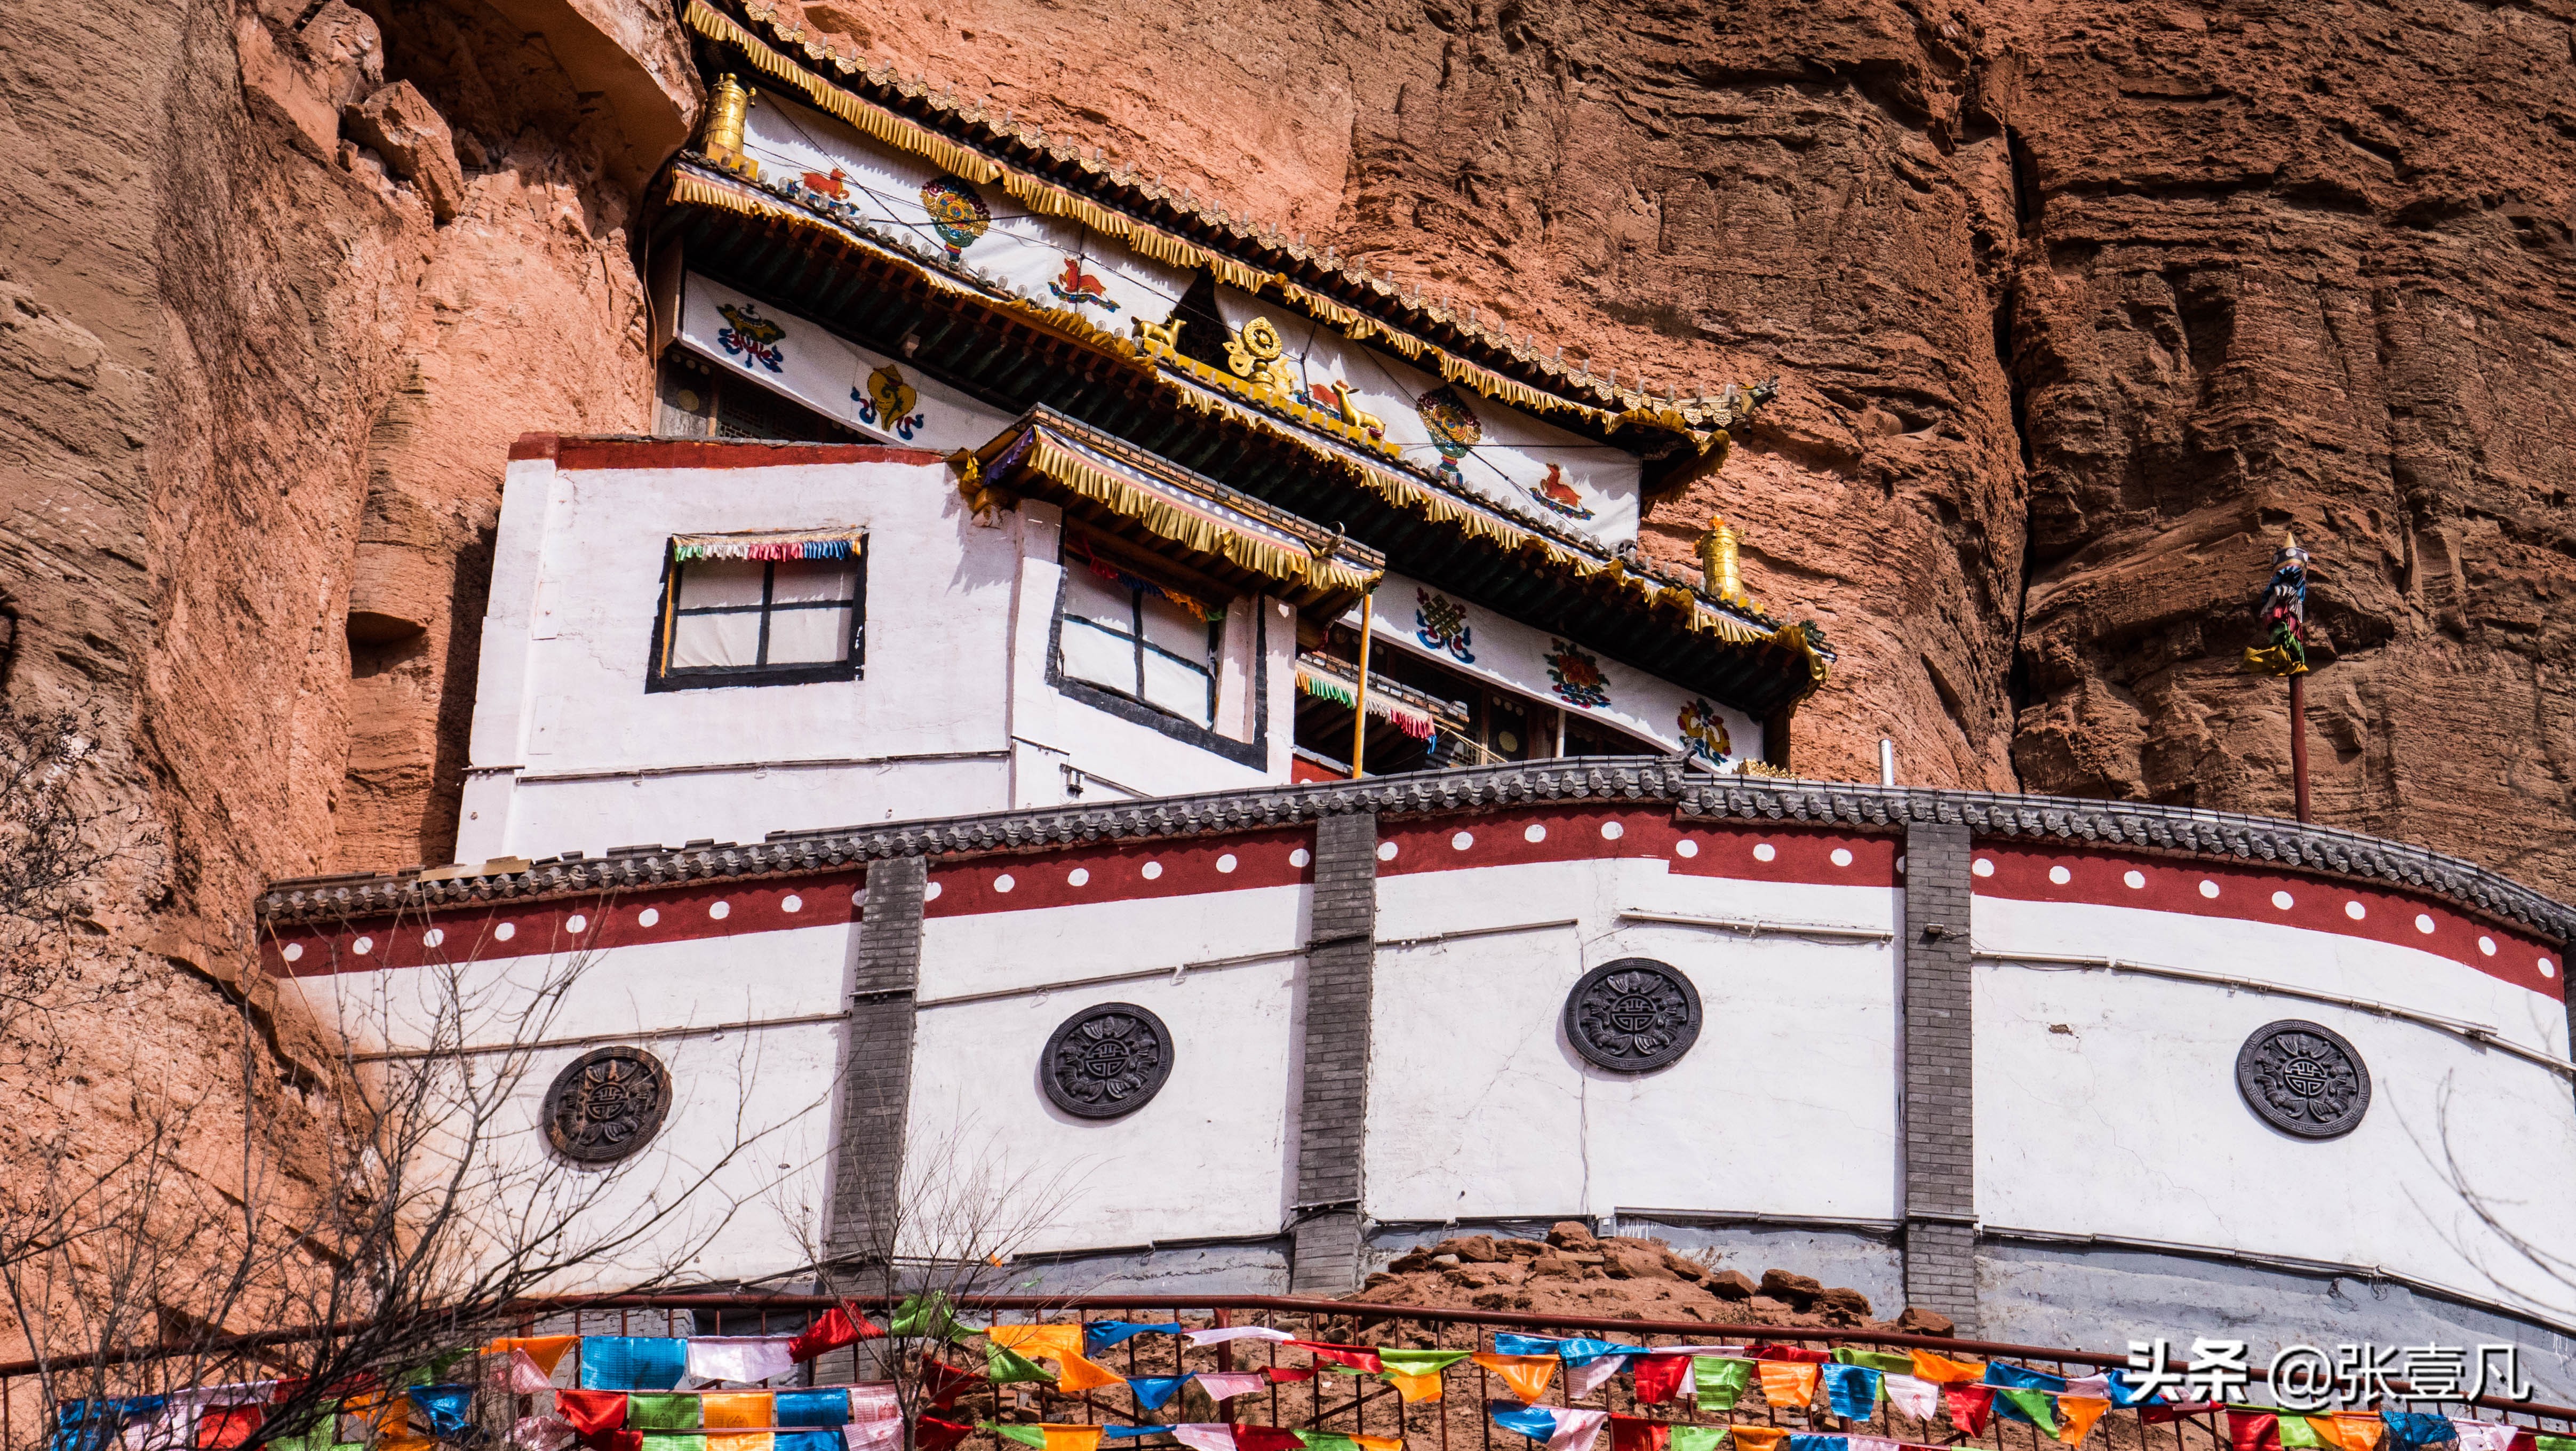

{"left": 1677, "top": 697, "right": 1732, "bottom": 767}
{"left": 920, "top": 175, "right": 992, "bottom": 260}
{"left": 1415, "top": 386, "right": 1482, "bottom": 484}
{"left": 1544, "top": 639, "right": 1611, "bottom": 710}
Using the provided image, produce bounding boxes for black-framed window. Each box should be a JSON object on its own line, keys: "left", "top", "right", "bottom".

{"left": 1057, "top": 553, "right": 1219, "bottom": 729}
{"left": 650, "top": 551, "right": 865, "bottom": 690}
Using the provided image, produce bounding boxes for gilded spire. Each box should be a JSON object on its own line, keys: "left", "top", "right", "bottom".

{"left": 704, "top": 74, "right": 761, "bottom": 180}
{"left": 1697, "top": 514, "right": 1745, "bottom": 605}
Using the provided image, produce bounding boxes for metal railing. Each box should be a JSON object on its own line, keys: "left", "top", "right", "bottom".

{"left": 7, "top": 1295, "right": 2571, "bottom": 1451}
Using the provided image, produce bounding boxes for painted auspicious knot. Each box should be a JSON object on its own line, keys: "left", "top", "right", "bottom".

{"left": 1415, "top": 588, "right": 1474, "bottom": 664}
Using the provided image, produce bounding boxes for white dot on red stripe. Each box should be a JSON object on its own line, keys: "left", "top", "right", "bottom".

{"left": 919, "top": 883, "right": 939, "bottom": 902}
{"left": 636, "top": 908, "right": 658, "bottom": 927}
{"left": 2345, "top": 900, "right": 2365, "bottom": 920}
{"left": 2271, "top": 890, "right": 2294, "bottom": 911}
{"left": 1376, "top": 841, "right": 1399, "bottom": 860}
{"left": 2048, "top": 865, "right": 2070, "bottom": 885}
{"left": 1674, "top": 839, "right": 1698, "bottom": 858}
{"left": 496, "top": 921, "right": 517, "bottom": 940}
{"left": 2199, "top": 880, "right": 2220, "bottom": 899}
{"left": 566, "top": 915, "right": 587, "bottom": 932}
{"left": 1600, "top": 820, "right": 1624, "bottom": 840}
{"left": 1830, "top": 847, "right": 1853, "bottom": 867}
{"left": 2543, "top": 959, "right": 2558, "bottom": 978}
{"left": 1968, "top": 856, "right": 1991, "bottom": 876}
{"left": 282, "top": 943, "right": 304, "bottom": 962}
{"left": 1216, "top": 854, "right": 1238, "bottom": 873}
{"left": 2478, "top": 936, "right": 2496, "bottom": 956}
{"left": 1452, "top": 832, "right": 1474, "bottom": 851}
{"left": 782, "top": 895, "right": 803, "bottom": 913}
{"left": 2119, "top": 870, "right": 2142, "bottom": 889}
{"left": 709, "top": 900, "right": 731, "bottom": 918}
{"left": 1290, "top": 848, "right": 1311, "bottom": 868}
{"left": 2415, "top": 913, "right": 2436, "bottom": 934}
{"left": 992, "top": 875, "right": 1014, "bottom": 894}
{"left": 424, "top": 928, "right": 446, "bottom": 947}
{"left": 1524, "top": 824, "right": 1547, "bottom": 843}
{"left": 354, "top": 936, "right": 373, "bottom": 955}
{"left": 1066, "top": 868, "right": 1088, "bottom": 887}
{"left": 1755, "top": 843, "right": 1779, "bottom": 863}
{"left": 1142, "top": 862, "right": 1164, "bottom": 880}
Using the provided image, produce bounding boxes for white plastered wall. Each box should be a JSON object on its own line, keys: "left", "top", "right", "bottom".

{"left": 1975, "top": 895, "right": 2576, "bottom": 1326}
{"left": 1366, "top": 855, "right": 1900, "bottom": 1225}
{"left": 906, "top": 884, "right": 1313, "bottom": 1255}
{"left": 275, "top": 919, "right": 858, "bottom": 1287}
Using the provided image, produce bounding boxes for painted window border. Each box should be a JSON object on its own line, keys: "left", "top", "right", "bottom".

{"left": 644, "top": 546, "right": 868, "bottom": 693}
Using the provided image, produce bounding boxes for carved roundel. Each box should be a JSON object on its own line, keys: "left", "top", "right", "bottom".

{"left": 1042, "top": 1002, "right": 1175, "bottom": 1119}
{"left": 1564, "top": 958, "right": 1703, "bottom": 1073}
{"left": 2236, "top": 1019, "right": 2371, "bottom": 1139}
{"left": 543, "top": 1046, "right": 673, "bottom": 1163}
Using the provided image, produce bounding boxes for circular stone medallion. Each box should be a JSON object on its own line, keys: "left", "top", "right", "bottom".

{"left": 1564, "top": 958, "right": 1702, "bottom": 1072}
{"left": 543, "top": 1046, "right": 673, "bottom": 1163}
{"left": 2236, "top": 1019, "right": 2371, "bottom": 1139}
{"left": 1042, "top": 1002, "right": 1175, "bottom": 1118}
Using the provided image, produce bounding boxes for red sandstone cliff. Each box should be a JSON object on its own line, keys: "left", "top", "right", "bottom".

{"left": 1, "top": 0, "right": 2571, "bottom": 1105}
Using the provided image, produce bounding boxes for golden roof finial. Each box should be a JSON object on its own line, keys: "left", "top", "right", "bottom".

{"left": 1697, "top": 514, "right": 1745, "bottom": 605}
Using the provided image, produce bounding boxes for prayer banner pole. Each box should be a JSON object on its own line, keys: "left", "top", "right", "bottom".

{"left": 2243, "top": 532, "right": 2315, "bottom": 824}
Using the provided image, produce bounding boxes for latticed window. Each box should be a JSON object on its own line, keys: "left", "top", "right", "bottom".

{"left": 652, "top": 531, "right": 864, "bottom": 690}
{"left": 1056, "top": 538, "right": 1221, "bottom": 729}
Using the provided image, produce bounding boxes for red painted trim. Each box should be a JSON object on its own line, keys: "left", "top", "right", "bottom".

{"left": 510, "top": 432, "right": 562, "bottom": 461}
{"left": 261, "top": 871, "right": 865, "bottom": 978}
{"left": 1972, "top": 842, "right": 2562, "bottom": 995}
{"left": 551, "top": 437, "right": 946, "bottom": 472}
{"left": 1377, "top": 807, "right": 1898, "bottom": 888}
{"left": 923, "top": 828, "right": 1316, "bottom": 917}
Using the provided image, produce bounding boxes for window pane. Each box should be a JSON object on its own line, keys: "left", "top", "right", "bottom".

{"left": 770, "top": 559, "right": 858, "bottom": 607}
{"left": 669, "top": 610, "right": 762, "bottom": 668}
{"left": 1138, "top": 592, "right": 1209, "bottom": 660}
{"left": 765, "top": 603, "right": 854, "bottom": 665}
{"left": 675, "top": 559, "right": 767, "bottom": 609}
{"left": 1059, "top": 616, "right": 1136, "bottom": 692}
{"left": 1062, "top": 563, "right": 1133, "bottom": 628}
{"left": 1142, "top": 650, "right": 1214, "bottom": 727}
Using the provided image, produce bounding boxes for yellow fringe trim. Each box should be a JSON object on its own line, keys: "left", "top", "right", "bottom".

{"left": 1003, "top": 430, "right": 1383, "bottom": 599}
{"left": 683, "top": 1, "right": 1703, "bottom": 442}
{"left": 657, "top": 167, "right": 1820, "bottom": 679}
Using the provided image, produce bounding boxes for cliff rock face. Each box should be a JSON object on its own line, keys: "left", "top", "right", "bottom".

{"left": 0, "top": 0, "right": 695, "bottom": 1318}
{"left": 2, "top": 0, "right": 2571, "bottom": 1084}
{"left": 773, "top": 0, "right": 2576, "bottom": 894}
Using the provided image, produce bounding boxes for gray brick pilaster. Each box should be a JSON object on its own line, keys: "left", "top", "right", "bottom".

{"left": 827, "top": 856, "right": 926, "bottom": 1267}
{"left": 1290, "top": 809, "right": 1377, "bottom": 1293}
{"left": 1900, "top": 819, "right": 1980, "bottom": 1332}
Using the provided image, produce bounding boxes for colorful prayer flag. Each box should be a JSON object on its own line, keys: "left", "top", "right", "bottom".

{"left": 1170, "top": 1430, "right": 1238, "bottom": 1451}
{"left": 1910, "top": 1352, "right": 1985, "bottom": 1386}
{"left": 1671, "top": 1430, "right": 1727, "bottom": 1451}
{"left": 777, "top": 1432, "right": 840, "bottom": 1451}
{"left": 2057, "top": 1397, "right": 2112, "bottom": 1446}
{"left": 555, "top": 1393, "right": 628, "bottom": 1438}
{"left": 1986, "top": 1364, "right": 2068, "bottom": 1393}
{"left": 778, "top": 1390, "right": 859, "bottom": 1429}
{"left": 1474, "top": 1354, "right": 1560, "bottom": 1403}
{"left": 1378, "top": 1350, "right": 1473, "bottom": 1378}
{"left": 841, "top": 1423, "right": 899, "bottom": 1451}
{"left": 504, "top": 1351, "right": 558, "bottom": 1396}
{"left": 1884, "top": 1375, "right": 1938, "bottom": 1421}
{"left": 1732, "top": 1429, "right": 1790, "bottom": 1451}
{"left": 1831, "top": 1352, "right": 1915, "bottom": 1377}
{"left": 921, "top": 1359, "right": 985, "bottom": 1409}
{"left": 1692, "top": 1359, "right": 1752, "bottom": 1412}
{"left": 1632, "top": 1357, "right": 1692, "bottom": 1406}
{"left": 692, "top": 1337, "right": 801, "bottom": 1385}
{"left": 1128, "top": 1377, "right": 1187, "bottom": 1412}
{"left": 2382, "top": 1414, "right": 2456, "bottom": 1450}
{"left": 987, "top": 1346, "right": 1055, "bottom": 1386}
{"left": 514, "top": 1416, "right": 577, "bottom": 1451}
{"left": 1234, "top": 1428, "right": 1305, "bottom": 1451}
{"left": 1568, "top": 1358, "right": 1625, "bottom": 1401}
{"left": 1995, "top": 1388, "right": 2060, "bottom": 1435}
{"left": 1193, "top": 1374, "right": 1267, "bottom": 1403}
{"left": 700, "top": 1394, "right": 774, "bottom": 1431}
{"left": 991, "top": 1424, "right": 1105, "bottom": 1451}
{"left": 1757, "top": 1360, "right": 1821, "bottom": 1412}
{"left": 2280, "top": 1420, "right": 2328, "bottom": 1450}
{"left": 2232, "top": 1412, "right": 2284, "bottom": 1451}
{"left": 1823, "top": 1364, "right": 1882, "bottom": 1420}
{"left": 1787, "top": 1434, "right": 1847, "bottom": 1451}
{"left": 708, "top": 1434, "right": 773, "bottom": 1451}
{"left": 623, "top": 1394, "right": 700, "bottom": 1432}
{"left": 579, "top": 1340, "right": 688, "bottom": 1392}
{"left": 890, "top": 1294, "right": 969, "bottom": 1341}
{"left": 1610, "top": 1416, "right": 1668, "bottom": 1451}
{"left": 1289, "top": 1343, "right": 1385, "bottom": 1374}
{"left": 1087, "top": 1322, "right": 1187, "bottom": 1356}
{"left": 2322, "top": 1415, "right": 2389, "bottom": 1451}
{"left": 2453, "top": 1425, "right": 2523, "bottom": 1451}
{"left": 1385, "top": 1373, "right": 1444, "bottom": 1404}
{"left": 915, "top": 1419, "right": 974, "bottom": 1451}
{"left": 1944, "top": 1386, "right": 1996, "bottom": 1436}
{"left": 490, "top": 1339, "right": 580, "bottom": 1378}
{"left": 1187, "top": 1329, "right": 1294, "bottom": 1347}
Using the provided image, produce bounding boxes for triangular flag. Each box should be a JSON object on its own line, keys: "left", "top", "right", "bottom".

{"left": 1377, "top": 1350, "right": 1472, "bottom": 1378}
{"left": 2324, "top": 1416, "right": 2389, "bottom": 1451}
{"left": 1128, "top": 1378, "right": 1187, "bottom": 1412}
{"left": 1670, "top": 1431, "right": 1726, "bottom": 1451}
{"left": 515, "top": 1417, "right": 578, "bottom": 1451}
{"left": 922, "top": 1359, "right": 986, "bottom": 1409}
{"left": 1911, "top": 1351, "right": 1986, "bottom": 1385}
{"left": 1822, "top": 1365, "right": 1882, "bottom": 1420}
{"left": 1692, "top": 1359, "right": 1752, "bottom": 1412}
{"left": 891, "top": 1295, "right": 968, "bottom": 1341}
{"left": 1233, "top": 1429, "right": 1304, "bottom": 1451}
{"left": 914, "top": 1422, "right": 974, "bottom": 1451}
{"left": 555, "top": 1393, "right": 628, "bottom": 1439}
{"left": 2233, "top": 1413, "right": 2284, "bottom": 1451}
{"left": 847, "top": 1429, "right": 906, "bottom": 1451}
{"left": 2280, "top": 1420, "right": 2328, "bottom": 1450}
{"left": 1568, "top": 1357, "right": 1626, "bottom": 1401}
{"left": 1884, "top": 1375, "right": 1939, "bottom": 1421}
{"left": 1385, "top": 1373, "right": 1444, "bottom": 1404}
{"left": 1193, "top": 1374, "right": 1267, "bottom": 1403}
{"left": 990, "top": 1326, "right": 1087, "bottom": 1360}
{"left": 1995, "top": 1388, "right": 2060, "bottom": 1435}
{"left": 490, "top": 1339, "right": 580, "bottom": 1378}
{"left": 1733, "top": 1430, "right": 1790, "bottom": 1451}
{"left": 1087, "top": 1323, "right": 1188, "bottom": 1356}
{"left": 1056, "top": 1356, "right": 1126, "bottom": 1394}
{"left": 1491, "top": 1404, "right": 1562, "bottom": 1443}
{"left": 1610, "top": 1417, "right": 1670, "bottom": 1451}
{"left": 1289, "top": 1343, "right": 1385, "bottom": 1374}
{"left": 787, "top": 1307, "right": 883, "bottom": 1363}
{"left": 1756, "top": 1361, "right": 1821, "bottom": 1412}
{"left": 1169, "top": 1430, "right": 1237, "bottom": 1451}
{"left": 505, "top": 1351, "right": 557, "bottom": 1396}
{"left": 2057, "top": 1398, "right": 2111, "bottom": 1446}
{"left": 1186, "top": 1329, "right": 1294, "bottom": 1346}
{"left": 1546, "top": 1411, "right": 1609, "bottom": 1451}
{"left": 691, "top": 1338, "right": 801, "bottom": 1385}
{"left": 1632, "top": 1357, "right": 1692, "bottom": 1406}
{"left": 1474, "top": 1354, "right": 1559, "bottom": 1404}
{"left": 1944, "top": 1386, "right": 1996, "bottom": 1436}
{"left": 987, "top": 1346, "right": 1055, "bottom": 1385}
{"left": 2455, "top": 1426, "right": 2522, "bottom": 1451}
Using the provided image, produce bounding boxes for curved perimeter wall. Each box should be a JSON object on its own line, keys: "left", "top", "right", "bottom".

{"left": 258, "top": 763, "right": 2576, "bottom": 1391}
